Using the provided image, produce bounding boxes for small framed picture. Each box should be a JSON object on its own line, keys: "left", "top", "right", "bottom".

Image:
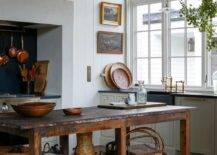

{"left": 97, "top": 31, "right": 123, "bottom": 54}
{"left": 100, "top": 2, "right": 122, "bottom": 26}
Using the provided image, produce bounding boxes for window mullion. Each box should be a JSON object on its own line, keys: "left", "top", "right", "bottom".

{"left": 148, "top": 4, "right": 151, "bottom": 84}
{"left": 184, "top": 0, "right": 188, "bottom": 85}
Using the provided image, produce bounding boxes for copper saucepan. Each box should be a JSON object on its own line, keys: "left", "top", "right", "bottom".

{"left": 17, "top": 35, "right": 29, "bottom": 63}
{"left": 0, "top": 39, "right": 9, "bottom": 66}
{"left": 8, "top": 35, "right": 18, "bottom": 58}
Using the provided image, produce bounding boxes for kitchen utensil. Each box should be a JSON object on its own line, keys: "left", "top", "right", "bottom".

{"left": 17, "top": 35, "right": 29, "bottom": 63}
{"left": 0, "top": 55, "right": 9, "bottom": 66}
{"left": 63, "top": 108, "right": 82, "bottom": 116}
{"left": 0, "top": 38, "right": 9, "bottom": 66}
{"left": 0, "top": 55, "right": 4, "bottom": 65}
{"left": 110, "top": 63, "right": 133, "bottom": 89}
{"left": 98, "top": 102, "right": 166, "bottom": 110}
{"left": 19, "top": 64, "right": 28, "bottom": 81}
{"left": 112, "top": 68, "right": 131, "bottom": 89}
{"left": 102, "top": 63, "right": 117, "bottom": 89}
{"left": 34, "top": 75, "right": 47, "bottom": 95}
{"left": 11, "top": 102, "right": 56, "bottom": 117}
{"left": 34, "top": 61, "right": 49, "bottom": 95}
{"left": 8, "top": 35, "right": 18, "bottom": 58}
{"left": 113, "top": 62, "right": 133, "bottom": 86}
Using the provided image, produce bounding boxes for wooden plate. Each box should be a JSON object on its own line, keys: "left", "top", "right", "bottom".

{"left": 103, "top": 63, "right": 117, "bottom": 89}
{"left": 110, "top": 63, "right": 133, "bottom": 89}
{"left": 115, "top": 62, "right": 133, "bottom": 86}
{"left": 112, "top": 68, "right": 131, "bottom": 89}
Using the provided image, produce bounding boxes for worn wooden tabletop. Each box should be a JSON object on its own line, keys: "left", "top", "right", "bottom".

{"left": 0, "top": 106, "right": 194, "bottom": 130}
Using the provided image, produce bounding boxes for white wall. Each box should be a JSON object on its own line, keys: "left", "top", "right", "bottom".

{"left": 73, "top": 0, "right": 125, "bottom": 108}
{"left": 37, "top": 27, "right": 62, "bottom": 95}
{"left": 71, "top": 0, "right": 125, "bottom": 151}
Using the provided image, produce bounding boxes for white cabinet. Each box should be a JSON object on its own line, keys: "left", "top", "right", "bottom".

{"left": 215, "top": 104, "right": 217, "bottom": 155}
{"left": 174, "top": 97, "right": 215, "bottom": 155}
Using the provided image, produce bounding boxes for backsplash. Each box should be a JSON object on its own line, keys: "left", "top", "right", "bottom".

{"left": 0, "top": 26, "right": 37, "bottom": 94}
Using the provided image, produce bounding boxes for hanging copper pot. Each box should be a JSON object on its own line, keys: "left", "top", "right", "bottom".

{"left": 8, "top": 35, "right": 18, "bottom": 58}
{"left": 17, "top": 35, "right": 29, "bottom": 63}
{"left": 0, "top": 55, "right": 4, "bottom": 65}
{"left": 2, "top": 55, "right": 9, "bottom": 65}
{"left": 0, "top": 38, "right": 9, "bottom": 66}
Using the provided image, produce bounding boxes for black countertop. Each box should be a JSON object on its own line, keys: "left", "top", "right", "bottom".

{"left": 0, "top": 94, "right": 61, "bottom": 99}
{"left": 99, "top": 89, "right": 217, "bottom": 98}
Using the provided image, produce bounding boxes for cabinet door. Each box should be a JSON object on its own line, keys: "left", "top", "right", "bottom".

{"left": 214, "top": 102, "right": 217, "bottom": 155}
{"left": 156, "top": 122, "right": 174, "bottom": 147}
{"left": 174, "top": 97, "right": 215, "bottom": 155}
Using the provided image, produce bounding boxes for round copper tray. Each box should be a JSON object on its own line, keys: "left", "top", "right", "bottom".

{"left": 103, "top": 63, "right": 117, "bottom": 89}
{"left": 110, "top": 63, "right": 133, "bottom": 89}
{"left": 12, "top": 102, "right": 56, "bottom": 117}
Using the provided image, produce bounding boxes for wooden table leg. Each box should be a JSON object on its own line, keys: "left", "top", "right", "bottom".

{"left": 60, "top": 135, "right": 69, "bottom": 155}
{"left": 29, "top": 130, "right": 41, "bottom": 155}
{"left": 180, "top": 112, "right": 190, "bottom": 155}
{"left": 115, "top": 127, "right": 126, "bottom": 155}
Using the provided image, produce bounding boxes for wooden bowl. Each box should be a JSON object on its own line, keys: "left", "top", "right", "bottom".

{"left": 12, "top": 102, "right": 56, "bottom": 117}
{"left": 63, "top": 108, "right": 82, "bottom": 116}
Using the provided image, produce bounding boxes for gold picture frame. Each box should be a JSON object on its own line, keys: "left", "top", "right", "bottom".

{"left": 100, "top": 2, "right": 122, "bottom": 26}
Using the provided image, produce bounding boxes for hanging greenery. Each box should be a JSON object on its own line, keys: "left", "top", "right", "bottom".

{"left": 179, "top": 0, "right": 217, "bottom": 51}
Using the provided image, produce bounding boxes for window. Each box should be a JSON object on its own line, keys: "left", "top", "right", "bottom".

{"left": 170, "top": 0, "right": 202, "bottom": 86}
{"left": 136, "top": 3, "right": 163, "bottom": 85}
{"left": 131, "top": 0, "right": 216, "bottom": 89}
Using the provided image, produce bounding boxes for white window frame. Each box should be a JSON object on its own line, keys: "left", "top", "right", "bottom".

{"left": 126, "top": 0, "right": 213, "bottom": 91}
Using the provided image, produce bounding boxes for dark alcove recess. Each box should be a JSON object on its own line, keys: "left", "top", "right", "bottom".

{"left": 0, "top": 26, "right": 37, "bottom": 94}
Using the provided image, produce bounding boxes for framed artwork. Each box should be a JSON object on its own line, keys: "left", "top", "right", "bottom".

{"left": 97, "top": 31, "right": 123, "bottom": 54}
{"left": 100, "top": 2, "right": 122, "bottom": 26}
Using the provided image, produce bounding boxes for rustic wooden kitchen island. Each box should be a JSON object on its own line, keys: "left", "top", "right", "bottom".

{"left": 0, "top": 106, "right": 193, "bottom": 155}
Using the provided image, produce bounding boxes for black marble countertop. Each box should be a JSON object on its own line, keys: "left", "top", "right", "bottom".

{"left": 99, "top": 89, "right": 217, "bottom": 98}
{"left": 0, "top": 94, "right": 61, "bottom": 99}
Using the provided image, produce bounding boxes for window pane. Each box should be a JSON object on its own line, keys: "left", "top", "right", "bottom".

{"left": 151, "top": 31, "right": 162, "bottom": 57}
{"left": 137, "top": 32, "right": 148, "bottom": 57}
{"left": 171, "top": 29, "right": 185, "bottom": 56}
{"left": 187, "top": 28, "right": 202, "bottom": 56}
{"left": 137, "top": 5, "right": 148, "bottom": 31}
{"left": 170, "top": 0, "right": 184, "bottom": 28}
{"left": 150, "top": 3, "right": 162, "bottom": 30}
{"left": 187, "top": 58, "right": 202, "bottom": 86}
{"left": 213, "top": 17, "right": 217, "bottom": 26}
{"left": 211, "top": 52, "right": 217, "bottom": 81}
{"left": 151, "top": 58, "right": 162, "bottom": 85}
{"left": 171, "top": 58, "right": 185, "bottom": 81}
{"left": 137, "top": 59, "right": 148, "bottom": 84}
